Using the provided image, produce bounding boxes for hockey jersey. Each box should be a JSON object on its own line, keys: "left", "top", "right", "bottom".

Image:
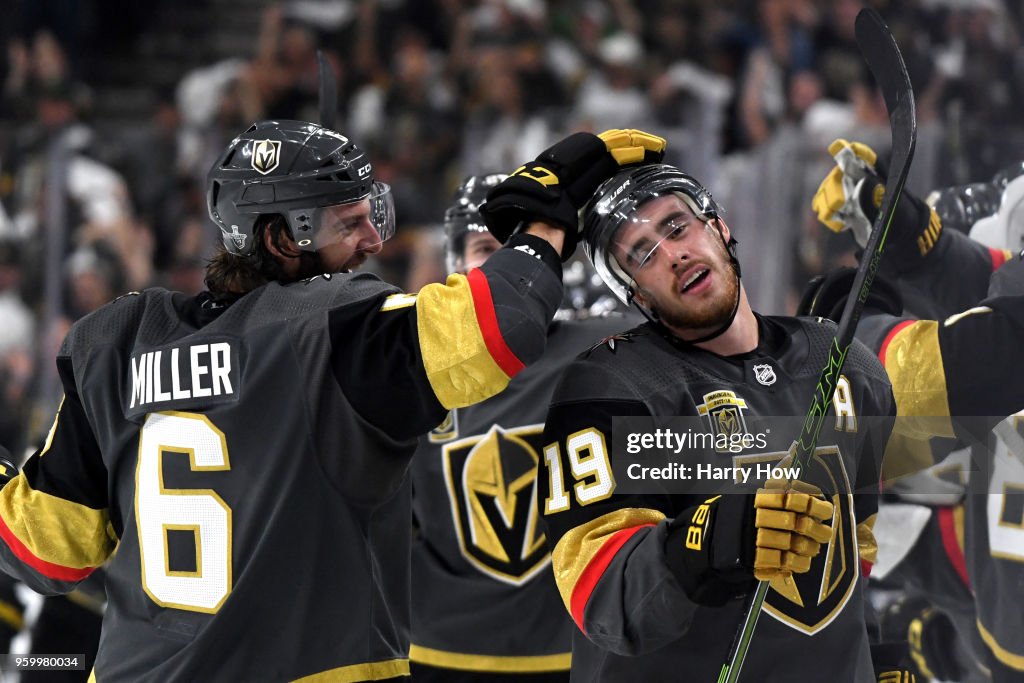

{"left": 540, "top": 315, "right": 894, "bottom": 682}
{"left": 409, "top": 315, "right": 632, "bottom": 675}
{"left": 0, "top": 245, "right": 562, "bottom": 682}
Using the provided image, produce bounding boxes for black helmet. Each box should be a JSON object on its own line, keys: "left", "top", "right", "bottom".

{"left": 582, "top": 163, "right": 724, "bottom": 306}
{"left": 206, "top": 120, "right": 395, "bottom": 256}
{"left": 444, "top": 173, "right": 506, "bottom": 274}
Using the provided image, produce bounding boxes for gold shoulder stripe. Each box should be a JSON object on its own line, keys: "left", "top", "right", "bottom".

{"left": 0, "top": 599, "right": 23, "bottom": 631}
{"left": 0, "top": 475, "right": 115, "bottom": 569}
{"left": 416, "top": 273, "right": 510, "bottom": 409}
{"left": 550, "top": 507, "right": 666, "bottom": 614}
{"left": 883, "top": 321, "right": 954, "bottom": 440}
{"left": 409, "top": 645, "right": 570, "bottom": 673}
{"left": 856, "top": 514, "right": 878, "bottom": 566}
{"left": 39, "top": 395, "right": 66, "bottom": 457}
{"left": 943, "top": 305, "right": 992, "bottom": 327}
{"left": 379, "top": 293, "right": 417, "bottom": 311}
{"left": 977, "top": 619, "right": 1024, "bottom": 671}
{"left": 290, "top": 658, "right": 410, "bottom": 682}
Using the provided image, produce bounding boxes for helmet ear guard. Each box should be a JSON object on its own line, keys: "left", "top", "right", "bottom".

{"left": 206, "top": 120, "right": 392, "bottom": 256}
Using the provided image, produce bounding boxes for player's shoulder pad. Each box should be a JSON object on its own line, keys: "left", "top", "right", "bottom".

{"left": 60, "top": 287, "right": 166, "bottom": 357}
{"left": 280, "top": 270, "right": 402, "bottom": 309}
{"left": 550, "top": 327, "right": 650, "bottom": 405}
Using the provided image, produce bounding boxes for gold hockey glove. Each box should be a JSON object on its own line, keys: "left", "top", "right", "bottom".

{"left": 480, "top": 129, "right": 666, "bottom": 260}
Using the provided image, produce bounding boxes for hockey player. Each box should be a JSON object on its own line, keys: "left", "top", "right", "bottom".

{"left": 527, "top": 163, "right": 893, "bottom": 682}
{"left": 0, "top": 121, "right": 665, "bottom": 681}
{"left": 408, "top": 175, "right": 636, "bottom": 682}
{"left": 813, "top": 138, "right": 1024, "bottom": 681}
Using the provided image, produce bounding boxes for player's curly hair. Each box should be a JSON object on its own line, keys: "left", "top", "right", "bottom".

{"left": 204, "top": 215, "right": 295, "bottom": 297}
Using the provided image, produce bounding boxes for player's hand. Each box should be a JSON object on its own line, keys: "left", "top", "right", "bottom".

{"left": 752, "top": 478, "right": 834, "bottom": 580}
{"left": 481, "top": 129, "right": 666, "bottom": 261}
{"left": 812, "top": 138, "right": 879, "bottom": 246}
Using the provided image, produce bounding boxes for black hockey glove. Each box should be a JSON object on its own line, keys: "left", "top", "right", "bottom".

{"left": 856, "top": 173, "right": 943, "bottom": 268}
{"left": 481, "top": 129, "right": 666, "bottom": 260}
{"left": 664, "top": 481, "right": 834, "bottom": 606}
{"left": 797, "top": 266, "right": 904, "bottom": 321}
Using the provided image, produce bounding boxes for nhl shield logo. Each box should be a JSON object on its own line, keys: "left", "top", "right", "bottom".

{"left": 753, "top": 363, "right": 777, "bottom": 386}
{"left": 251, "top": 139, "right": 281, "bottom": 175}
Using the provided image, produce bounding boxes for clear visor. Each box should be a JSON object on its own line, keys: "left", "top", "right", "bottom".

{"left": 289, "top": 181, "right": 396, "bottom": 252}
{"left": 590, "top": 190, "right": 711, "bottom": 305}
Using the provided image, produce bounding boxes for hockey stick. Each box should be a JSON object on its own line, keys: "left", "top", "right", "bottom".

{"left": 716, "top": 8, "right": 916, "bottom": 682}
{"left": 318, "top": 50, "right": 338, "bottom": 130}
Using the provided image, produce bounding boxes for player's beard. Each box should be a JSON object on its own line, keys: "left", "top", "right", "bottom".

{"left": 650, "top": 234, "right": 739, "bottom": 334}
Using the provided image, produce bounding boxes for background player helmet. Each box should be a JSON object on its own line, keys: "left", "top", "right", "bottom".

{"left": 444, "top": 173, "right": 506, "bottom": 274}
{"left": 968, "top": 174, "right": 1024, "bottom": 254}
{"left": 582, "top": 163, "right": 726, "bottom": 306}
{"left": 207, "top": 120, "right": 395, "bottom": 256}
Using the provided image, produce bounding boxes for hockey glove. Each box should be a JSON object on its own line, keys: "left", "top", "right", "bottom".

{"left": 812, "top": 138, "right": 879, "bottom": 246}
{"left": 481, "top": 129, "right": 666, "bottom": 260}
{"left": 813, "top": 138, "right": 943, "bottom": 267}
{"left": 664, "top": 481, "right": 834, "bottom": 606}
{"left": 751, "top": 479, "right": 834, "bottom": 579}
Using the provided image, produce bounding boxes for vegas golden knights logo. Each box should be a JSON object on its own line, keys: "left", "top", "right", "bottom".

{"left": 736, "top": 446, "right": 856, "bottom": 634}
{"left": 696, "top": 390, "right": 749, "bottom": 452}
{"left": 443, "top": 424, "right": 550, "bottom": 584}
{"left": 251, "top": 139, "right": 281, "bottom": 175}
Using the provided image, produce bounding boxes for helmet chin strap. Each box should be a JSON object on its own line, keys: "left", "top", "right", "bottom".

{"left": 632, "top": 223, "right": 742, "bottom": 347}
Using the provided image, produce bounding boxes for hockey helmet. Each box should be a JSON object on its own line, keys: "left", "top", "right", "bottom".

{"left": 207, "top": 120, "right": 395, "bottom": 256}
{"left": 444, "top": 174, "right": 506, "bottom": 274}
{"left": 968, "top": 174, "right": 1024, "bottom": 254}
{"left": 582, "top": 163, "right": 726, "bottom": 307}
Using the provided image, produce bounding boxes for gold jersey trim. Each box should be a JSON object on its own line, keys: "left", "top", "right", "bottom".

{"left": 857, "top": 513, "right": 878, "bottom": 566}
{"left": 550, "top": 507, "right": 666, "bottom": 614}
{"left": 416, "top": 274, "right": 510, "bottom": 409}
{"left": 0, "top": 474, "right": 115, "bottom": 569}
{"left": 883, "top": 320, "right": 954, "bottom": 440}
{"left": 0, "top": 599, "right": 23, "bottom": 631}
{"left": 290, "top": 658, "right": 411, "bottom": 682}
{"left": 977, "top": 618, "right": 1024, "bottom": 671}
{"left": 409, "top": 644, "right": 571, "bottom": 672}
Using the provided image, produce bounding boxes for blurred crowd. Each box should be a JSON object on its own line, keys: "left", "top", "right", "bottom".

{"left": 0, "top": 0, "right": 1022, "bottom": 459}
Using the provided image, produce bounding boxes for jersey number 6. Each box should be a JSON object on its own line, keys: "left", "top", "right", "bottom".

{"left": 135, "top": 411, "right": 232, "bottom": 613}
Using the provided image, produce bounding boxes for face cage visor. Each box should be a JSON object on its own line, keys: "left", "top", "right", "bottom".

{"left": 287, "top": 181, "right": 395, "bottom": 253}
{"left": 589, "top": 189, "right": 717, "bottom": 306}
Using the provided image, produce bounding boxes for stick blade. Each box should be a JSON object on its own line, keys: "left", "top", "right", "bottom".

{"left": 855, "top": 8, "right": 916, "bottom": 170}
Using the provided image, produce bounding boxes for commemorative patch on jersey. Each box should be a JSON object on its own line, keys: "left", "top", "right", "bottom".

{"left": 696, "top": 390, "right": 750, "bottom": 453}
{"left": 442, "top": 424, "right": 550, "bottom": 585}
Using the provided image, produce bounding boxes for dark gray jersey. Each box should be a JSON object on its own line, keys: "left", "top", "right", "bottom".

{"left": 0, "top": 245, "right": 563, "bottom": 682}
{"left": 410, "top": 316, "right": 631, "bottom": 674}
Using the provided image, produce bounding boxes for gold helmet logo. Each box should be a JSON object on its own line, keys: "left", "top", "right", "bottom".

{"left": 251, "top": 139, "right": 281, "bottom": 175}
{"left": 444, "top": 425, "right": 550, "bottom": 584}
